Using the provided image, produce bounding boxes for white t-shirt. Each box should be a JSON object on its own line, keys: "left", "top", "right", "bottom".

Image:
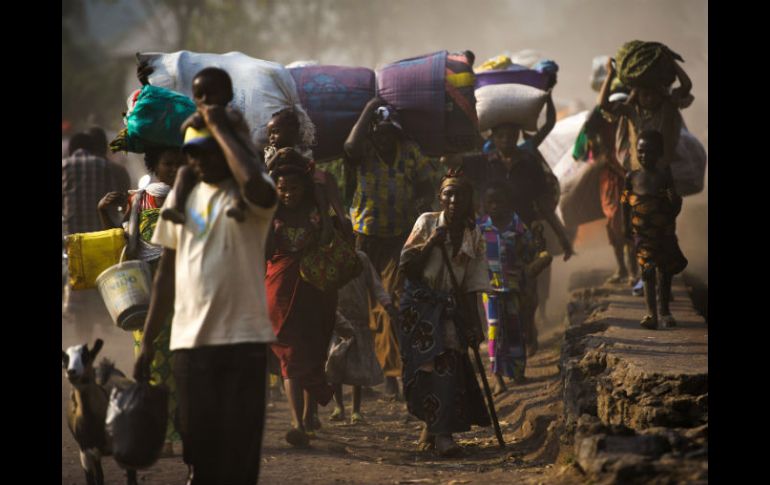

{"left": 152, "top": 175, "right": 277, "bottom": 350}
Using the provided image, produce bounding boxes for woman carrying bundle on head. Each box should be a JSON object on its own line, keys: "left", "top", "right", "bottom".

{"left": 265, "top": 107, "right": 352, "bottom": 242}
{"left": 265, "top": 148, "right": 339, "bottom": 448}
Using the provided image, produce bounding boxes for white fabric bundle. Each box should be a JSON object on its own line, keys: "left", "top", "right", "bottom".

{"left": 671, "top": 128, "right": 707, "bottom": 197}
{"left": 509, "top": 49, "right": 542, "bottom": 68}
{"left": 540, "top": 110, "right": 590, "bottom": 170}
{"left": 138, "top": 51, "right": 316, "bottom": 150}
{"left": 285, "top": 60, "right": 319, "bottom": 68}
{"left": 475, "top": 83, "right": 548, "bottom": 132}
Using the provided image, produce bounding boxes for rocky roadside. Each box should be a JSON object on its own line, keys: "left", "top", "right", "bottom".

{"left": 559, "top": 279, "right": 708, "bottom": 484}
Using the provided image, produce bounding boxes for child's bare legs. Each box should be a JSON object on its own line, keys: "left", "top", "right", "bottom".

{"left": 161, "top": 165, "right": 197, "bottom": 224}
{"left": 330, "top": 384, "right": 345, "bottom": 421}
{"left": 607, "top": 229, "right": 629, "bottom": 283}
{"left": 640, "top": 266, "right": 658, "bottom": 329}
{"left": 303, "top": 393, "right": 320, "bottom": 432}
{"left": 284, "top": 378, "right": 309, "bottom": 447}
{"left": 626, "top": 242, "right": 640, "bottom": 284}
{"left": 658, "top": 270, "right": 676, "bottom": 327}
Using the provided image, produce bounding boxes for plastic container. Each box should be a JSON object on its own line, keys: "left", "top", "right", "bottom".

{"left": 66, "top": 228, "right": 126, "bottom": 290}
{"left": 96, "top": 248, "right": 153, "bottom": 331}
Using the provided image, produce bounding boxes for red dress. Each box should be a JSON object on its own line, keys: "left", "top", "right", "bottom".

{"left": 266, "top": 206, "right": 337, "bottom": 405}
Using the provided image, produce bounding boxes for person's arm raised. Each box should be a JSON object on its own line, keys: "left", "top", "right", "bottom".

{"left": 598, "top": 58, "right": 616, "bottom": 112}
{"left": 344, "top": 97, "right": 387, "bottom": 162}
{"left": 530, "top": 91, "right": 556, "bottom": 148}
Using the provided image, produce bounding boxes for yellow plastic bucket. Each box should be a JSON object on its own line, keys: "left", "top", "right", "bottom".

{"left": 95, "top": 248, "right": 153, "bottom": 331}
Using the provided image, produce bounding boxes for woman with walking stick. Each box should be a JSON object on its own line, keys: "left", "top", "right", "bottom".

{"left": 398, "top": 169, "right": 496, "bottom": 457}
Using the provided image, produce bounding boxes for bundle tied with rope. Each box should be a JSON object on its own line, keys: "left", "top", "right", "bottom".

{"left": 109, "top": 85, "right": 196, "bottom": 154}
{"left": 615, "top": 40, "right": 684, "bottom": 90}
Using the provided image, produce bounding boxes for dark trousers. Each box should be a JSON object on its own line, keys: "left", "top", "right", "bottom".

{"left": 173, "top": 343, "right": 267, "bottom": 485}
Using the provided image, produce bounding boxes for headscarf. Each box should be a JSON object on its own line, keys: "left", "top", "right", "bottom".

{"left": 270, "top": 148, "right": 315, "bottom": 181}
{"left": 439, "top": 168, "right": 475, "bottom": 228}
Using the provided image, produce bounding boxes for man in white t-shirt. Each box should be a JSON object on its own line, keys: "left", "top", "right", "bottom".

{"left": 134, "top": 96, "right": 277, "bottom": 485}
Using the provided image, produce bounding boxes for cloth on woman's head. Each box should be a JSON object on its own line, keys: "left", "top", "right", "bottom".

{"left": 439, "top": 169, "right": 476, "bottom": 228}
{"left": 440, "top": 168, "right": 473, "bottom": 193}
{"left": 270, "top": 148, "right": 314, "bottom": 179}
{"left": 441, "top": 169, "right": 471, "bottom": 189}
{"left": 145, "top": 182, "right": 171, "bottom": 199}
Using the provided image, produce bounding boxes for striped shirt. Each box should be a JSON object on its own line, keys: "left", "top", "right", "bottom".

{"left": 62, "top": 149, "right": 130, "bottom": 235}
{"left": 350, "top": 140, "right": 430, "bottom": 237}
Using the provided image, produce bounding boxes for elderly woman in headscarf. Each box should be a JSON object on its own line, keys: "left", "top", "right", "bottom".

{"left": 398, "top": 169, "right": 491, "bottom": 457}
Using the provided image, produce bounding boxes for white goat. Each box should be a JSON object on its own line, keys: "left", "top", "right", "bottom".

{"left": 62, "top": 339, "right": 137, "bottom": 485}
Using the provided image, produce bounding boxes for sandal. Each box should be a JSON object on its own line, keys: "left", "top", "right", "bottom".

{"left": 640, "top": 315, "right": 658, "bottom": 330}
{"left": 329, "top": 407, "right": 345, "bottom": 422}
{"left": 417, "top": 426, "right": 435, "bottom": 452}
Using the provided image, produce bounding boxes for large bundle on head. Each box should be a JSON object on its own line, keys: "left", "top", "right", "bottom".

{"left": 475, "top": 67, "right": 551, "bottom": 132}
{"left": 615, "top": 40, "right": 684, "bottom": 90}
{"left": 137, "top": 51, "right": 315, "bottom": 151}
{"left": 289, "top": 65, "right": 376, "bottom": 161}
{"left": 110, "top": 85, "right": 196, "bottom": 153}
{"left": 376, "top": 50, "right": 479, "bottom": 156}
{"left": 670, "top": 128, "right": 707, "bottom": 196}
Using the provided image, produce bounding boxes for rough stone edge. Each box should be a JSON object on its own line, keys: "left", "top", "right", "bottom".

{"left": 559, "top": 285, "right": 708, "bottom": 483}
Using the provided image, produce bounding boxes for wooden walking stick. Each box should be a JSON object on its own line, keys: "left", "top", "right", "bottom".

{"left": 439, "top": 245, "right": 505, "bottom": 449}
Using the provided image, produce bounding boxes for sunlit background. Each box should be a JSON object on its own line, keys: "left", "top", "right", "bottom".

{"left": 62, "top": 0, "right": 707, "bottom": 308}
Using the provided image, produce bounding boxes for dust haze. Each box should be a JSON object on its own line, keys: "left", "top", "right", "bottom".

{"left": 65, "top": 0, "right": 707, "bottom": 328}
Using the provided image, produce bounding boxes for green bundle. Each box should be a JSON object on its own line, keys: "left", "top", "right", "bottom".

{"left": 616, "top": 40, "right": 684, "bottom": 90}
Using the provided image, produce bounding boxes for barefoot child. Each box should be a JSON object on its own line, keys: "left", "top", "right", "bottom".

{"left": 328, "top": 250, "right": 397, "bottom": 424}
{"left": 621, "top": 130, "right": 687, "bottom": 329}
{"left": 478, "top": 182, "right": 539, "bottom": 393}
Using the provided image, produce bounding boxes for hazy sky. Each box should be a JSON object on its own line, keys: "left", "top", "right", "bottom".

{"left": 89, "top": 0, "right": 706, "bottom": 142}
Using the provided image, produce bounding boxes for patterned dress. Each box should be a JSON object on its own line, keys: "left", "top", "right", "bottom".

{"left": 266, "top": 206, "right": 337, "bottom": 405}
{"left": 128, "top": 184, "right": 180, "bottom": 444}
{"left": 621, "top": 180, "right": 688, "bottom": 274}
{"left": 398, "top": 212, "right": 491, "bottom": 435}
{"left": 478, "top": 214, "right": 535, "bottom": 381}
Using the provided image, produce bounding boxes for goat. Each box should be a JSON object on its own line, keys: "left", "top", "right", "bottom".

{"left": 62, "top": 339, "right": 137, "bottom": 485}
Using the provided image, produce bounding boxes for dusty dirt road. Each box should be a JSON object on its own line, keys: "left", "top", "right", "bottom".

{"left": 62, "top": 305, "right": 581, "bottom": 485}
